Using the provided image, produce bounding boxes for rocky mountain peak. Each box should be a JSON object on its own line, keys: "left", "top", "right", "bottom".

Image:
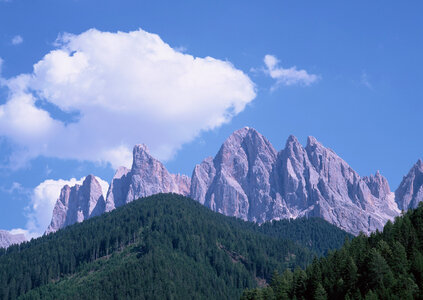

{"left": 395, "top": 160, "right": 423, "bottom": 210}
{"left": 217, "top": 126, "right": 277, "bottom": 163}
{"left": 108, "top": 144, "right": 190, "bottom": 209}
{"left": 191, "top": 127, "right": 277, "bottom": 222}
{"left": 363, "top": 171, "right": 391, "bottom": 199}
{"left": 191, "top": 129, "right": 400, "bottom": 235}
{"left": 284, "top": 135, "right": 304, "bottom": 160}
{"left": 132, "top": 144, "right": 153, "bottom": 170}
{"left": 46, "top": 175, "right": 106, "bottom": 234}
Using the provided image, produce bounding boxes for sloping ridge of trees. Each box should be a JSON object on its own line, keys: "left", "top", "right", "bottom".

{"left": 0, "top": 193, "right": 350, "bottom": 300}
{"left": 242, "top": 203, "right": 423, "bottom": 300}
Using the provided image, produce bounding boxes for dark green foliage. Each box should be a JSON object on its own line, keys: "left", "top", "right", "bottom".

{"left": 0, "top": 194, "right": 349, "bottom": 300}
{"left": 258, "top": 217, "right": 352, "bottom": 256}
{"left": 241, "top": 202, "right": 423, "bottom": 300}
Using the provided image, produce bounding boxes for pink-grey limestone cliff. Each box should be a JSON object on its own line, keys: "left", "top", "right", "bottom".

{"left": 190, "top": 127, "right": 400, "bottom": 235}
{"left": 395, "top": 159, "right": 423, "bottom": 210}
{"left": 0, "top": 230, "right": 26, "bottom": 248}
{"left": 105, "top": 144, "right": 190, "bottom": 211}
{"left": 47, "top": 145, "right": 190, "bottom": 234}
{"left": 190, "top": 127, "right": 278, "bottom": 222}
{"left": 46, "top": 175, "right": 106, "bottom": 234}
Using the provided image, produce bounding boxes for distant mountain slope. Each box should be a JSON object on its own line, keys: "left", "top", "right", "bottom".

{"left": 242, "top": 203, "right": 423, "bottom": 299}
{"left": 395, "top": 159, "right": 423, "bottom": 210}
{"left": 0, "top": 230, "right": 26, "bottom": 249}
{"left": 0, "top": 194, "right": 349, "bottom": 300}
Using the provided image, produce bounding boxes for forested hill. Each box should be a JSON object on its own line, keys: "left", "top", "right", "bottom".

{"left": 0, "top": 194, "right": 349, "bottom": 300}
{"left": 242, "top": 203, "right": 423, "bottom": 300}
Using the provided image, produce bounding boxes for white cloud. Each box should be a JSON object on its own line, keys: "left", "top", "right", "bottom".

{"left": 0, "top": 28, "right": 256, "bottom": 169}
{"left": 11, "top": 35, "right": 23, "bottom": 45}
{"left": 23, "top": 176, "right": 108, "bottom": 238}
{"left": 8, "top": 228, "right": 28, "bottom": 236}
{"left": 263, "top": 54, "right": 318, "bottom": 89}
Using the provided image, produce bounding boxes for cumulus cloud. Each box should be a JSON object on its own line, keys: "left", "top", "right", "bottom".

{"left": 0, "top": 28, "right": 256, "bottom": 168}
{"left": 263, "top": 54, "right": 318, "bottom": 89}
{"left": 23, "top": 176, "right": 108, "bottom": 238}
{"left": 11, "top": 35, "right": 23, "bottom": 45}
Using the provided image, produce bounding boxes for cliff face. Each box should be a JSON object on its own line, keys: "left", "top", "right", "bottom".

{"left": 190, "top": 127, "right": 277, "bottom": 222}
{"left": 395, "top": 159, "right": 423, "bottom": 210}
{"left": 46, "top": 175, "right": 106, "bottom": 234}
{"left": 190, "top": 127, "right": 400, "bottom": 235}
{"left": 105, "top": 144, "right": 190, "bottom": 210}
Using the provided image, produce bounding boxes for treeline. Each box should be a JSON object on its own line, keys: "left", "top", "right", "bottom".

{"left": 0, "top": 194, "right": 349, "bottom": 299}
{"left": 242, "top": 203, "right": 423, "bottom": 300}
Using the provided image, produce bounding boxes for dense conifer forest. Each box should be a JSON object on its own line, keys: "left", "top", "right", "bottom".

{"left": 0, "top": 194, "right": 350, "bottom": 299}
{"left": 242, "top": 203, "right": 423, "bottom": 300}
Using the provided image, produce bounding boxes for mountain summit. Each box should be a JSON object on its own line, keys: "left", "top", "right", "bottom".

{"left": 190, "top": 127, "right": 277, "bottom": 222}
{"left": 395, "top": 159, "right": 423, "bottom": 210}
{"left": 190, "top": 128, "right": 399, "bottom": 235}
{"left": 105, "top": 144, "right": 190, "bottom": 211}
{"left": 46, "top": 175, "right": 106, "bottom": 234}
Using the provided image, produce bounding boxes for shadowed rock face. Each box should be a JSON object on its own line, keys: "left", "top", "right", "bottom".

{"left": 190, "top": 127, "right": 400, "bottom": 235}
{"left": 0, "top": 230, "right": 26, "bottom": 249}
{"left": 395, "top": 160, "right": 423, "bottom": 210}
{"left": 46, "top": 175, "right": 106, "bottom": 234}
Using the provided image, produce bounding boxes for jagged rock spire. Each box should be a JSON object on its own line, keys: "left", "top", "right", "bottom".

{"left": 395, "top": 159, "right": 423, "bottom": 210}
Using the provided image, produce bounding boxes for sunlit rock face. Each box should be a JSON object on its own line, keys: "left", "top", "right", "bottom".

{"left": 190, "top": 127, "right": 400, "bottom": 235}
{"left": 106, "top": 144, "right": 190, "bottom": 210}
{"left": 395, "top": 159, "right": 423, "bottom": 210}
{"left": 191, "top": 127, "right": 277, "bottom": 222}
{"left": 47, "top": 127, "right": 420, "bottom": 236}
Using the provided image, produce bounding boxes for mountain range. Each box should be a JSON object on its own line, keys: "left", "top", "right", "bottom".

{"left": 46, "top": 127, "right": 423, "bottom": 236}
{"left": 2, "top": 127, "right": 422, "bottom": 248}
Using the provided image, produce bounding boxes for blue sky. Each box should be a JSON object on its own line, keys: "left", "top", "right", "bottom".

{"left": 0, "top": 0, "right": 422, "bottom": 236}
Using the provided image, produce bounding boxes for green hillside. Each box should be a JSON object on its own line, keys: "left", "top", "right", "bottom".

{"left": 242, "top": 203, "right": 423, "bottom": 300}
{"left": 0, "top": 194, "right": 350, "bottom": 300}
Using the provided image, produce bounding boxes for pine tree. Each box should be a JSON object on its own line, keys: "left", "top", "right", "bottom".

{"left": 314, "top": 283, "right": 327, "bottom": 300}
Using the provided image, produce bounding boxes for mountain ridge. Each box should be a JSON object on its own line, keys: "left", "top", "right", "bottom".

{"left": 41, "top": 127, "right": 422, "bottom": 237}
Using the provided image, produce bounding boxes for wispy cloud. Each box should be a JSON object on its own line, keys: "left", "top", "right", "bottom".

{"left": 263, "top": 54, "right": 319, "bottom": 90}
{"left": 0, "top": 182, "right": 25, "bottom": 194}
{"left": 11, "top": 35, "right": 23, "bottom": 45}
{"left": 360, "top": 71, "right": 372, "bottom": 89}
